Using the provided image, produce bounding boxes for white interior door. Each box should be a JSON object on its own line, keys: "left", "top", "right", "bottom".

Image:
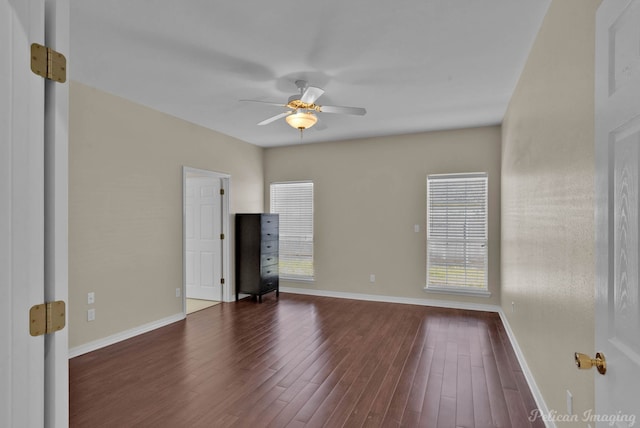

{"left": 1, "top": 0, "right": 46, "bottom": 426}
{"left": 595, "top": 0, "right": 640, "bottom": 426}
{"left": 185, "top": 176, "right": 222, "bottom": 301}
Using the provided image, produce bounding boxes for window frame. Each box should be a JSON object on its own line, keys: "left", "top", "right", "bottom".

{"left": 269, "top": 181, "right": 315, "bottom": 282}
{"left": 425, "top": 172, "right": 489, "bottom": 296}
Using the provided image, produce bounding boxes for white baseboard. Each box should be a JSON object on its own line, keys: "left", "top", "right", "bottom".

{"left": 498, "top": 309, "right": 555, "bottom": 428}
{"left": 68, "top": 313, "right": 185, "bottom": 359}
{"left": 280, "top": 286, "right": 500, "bottom": 313}
{"left": 281, "top": 286, "right": 551, "bottom": 428}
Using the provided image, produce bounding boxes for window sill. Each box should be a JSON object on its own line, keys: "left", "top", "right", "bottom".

{"left": 281, "top": 276, "right": 315, "bottom": 284}
{"left": 424, "top": 286, "right": 491, "bottom": 298}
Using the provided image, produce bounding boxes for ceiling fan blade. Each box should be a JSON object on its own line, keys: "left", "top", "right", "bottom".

{"left": 240, "top": 99, "right": 287, "bottom": 108}
{"left": 318, "top": 105, "right": 367, "bottom": 116}
{"left": 313, "top": 120, "right": 328, "bottom": 131}
{"left": 257, "top": 111, "right": 292, "bottom": 126}
{"left": 300, "top": 86, "right": 324, "bottom": 104}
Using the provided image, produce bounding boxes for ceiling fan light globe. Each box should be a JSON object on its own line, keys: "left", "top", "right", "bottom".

{"left": 285, "top": 111, "right": 317, "bottom": 130}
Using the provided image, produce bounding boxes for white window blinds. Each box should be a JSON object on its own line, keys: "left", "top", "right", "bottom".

{"left": 270, "top": 182, "right": 314, "bottom": 280}
{"left": 427, "top": 173, "right": 488, "bottom": 290}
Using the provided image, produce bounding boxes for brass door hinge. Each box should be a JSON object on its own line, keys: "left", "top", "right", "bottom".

{"left": 220, "top": 188, "right": 225, "bottom": 195}
{"left": 30, "top": 301, "right": 66, "bottom": 337}
{"left": 220, "top": 233, "right": 225, "bottom": 240}
{"left": 30, "top": 43, "right": 67, "bottom": 83}
{"left": 220, "top": 278, "right": 225, "bottom": 285}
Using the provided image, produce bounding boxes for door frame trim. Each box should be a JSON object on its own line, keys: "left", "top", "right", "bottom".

{"left": 182, "top": 167, "right": 231, "bottom": 312}
{"left": 44, "top": 0, "right": 70, "bottom": 425}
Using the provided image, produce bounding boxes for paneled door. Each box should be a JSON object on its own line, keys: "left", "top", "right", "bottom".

{"left": 185, "top": 176, "right": 223, "bottom": 301}
{"left": 595, "top": 0, "right": 640, "bottom": 425}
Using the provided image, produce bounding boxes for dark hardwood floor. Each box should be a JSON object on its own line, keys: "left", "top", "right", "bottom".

{"left": 69, "top": 293, "right": 543, "bottom": 428}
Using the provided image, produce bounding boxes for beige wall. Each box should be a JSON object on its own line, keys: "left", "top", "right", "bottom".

{"left": 264, "top": 127, "right": 501, "bottom": 306}
{"left": 69, "top": 82, "right": 264, "bottom": 348}
{"left": 501, "top": 0, "right": 600, "bottom": 423}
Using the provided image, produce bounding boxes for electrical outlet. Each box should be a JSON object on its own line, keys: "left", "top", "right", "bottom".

{"left": 414, "top": 224, "right": 420, "bottom": 233}
{"left": 566, "top": 389, "right": 573, "bottom": 415}
{"left": 176, "top": 288, "right": 181, "bottom": 298}
{"left": 87, "top": 308, "right": 95, "bottom": 322}
{"left": 87, "top": 292, "right": 95, "bottom": 305}
{"left": 370, "top": 274, "right": 376, "bottom": 283}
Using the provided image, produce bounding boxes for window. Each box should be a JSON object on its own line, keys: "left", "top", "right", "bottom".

{"left": 426, "top": 173, "right": 488, "bottom": 292}
{"left": 270, "top": 181, "right": 314, "bottom": 280}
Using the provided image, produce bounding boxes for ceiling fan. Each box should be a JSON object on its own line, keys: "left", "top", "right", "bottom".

{"left": 241, "top": 80, "right": 366, "bottom": 136}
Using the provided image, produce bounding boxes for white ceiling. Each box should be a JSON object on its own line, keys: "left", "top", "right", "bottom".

{"left": 70, "top": 0, "right": 551, "bottom": 148}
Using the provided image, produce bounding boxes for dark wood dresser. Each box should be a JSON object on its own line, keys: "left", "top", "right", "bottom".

{"left": 235, "top": 213, "right": 279, "bottom": 302}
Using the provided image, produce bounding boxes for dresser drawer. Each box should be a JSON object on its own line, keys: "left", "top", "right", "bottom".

{"left": 260, "top": 277, "right": 278, "bottom": 293}
{"left": 261, "top": 264, "right": 278, "bottom": 278}
{"left": 261, "top": 228, "right": 278, "bottom": 241}
{"left": 261, "top": 240, "right": 278, "bottom": 254}
{"left": 261, "top": 254, "right": 278, "bottom": 267}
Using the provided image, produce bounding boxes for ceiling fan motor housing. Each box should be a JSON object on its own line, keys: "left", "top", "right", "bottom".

{"left": 288, "top": 94, "right": 300, "bottom": 104}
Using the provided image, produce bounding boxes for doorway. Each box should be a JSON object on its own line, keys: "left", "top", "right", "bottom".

{"left": 182, "top": 167, "right": 230, "bottom": 314}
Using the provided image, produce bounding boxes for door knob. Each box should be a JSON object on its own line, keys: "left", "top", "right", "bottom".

{"left": 574, "top": 352, "right": 606, "bottom": 375}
